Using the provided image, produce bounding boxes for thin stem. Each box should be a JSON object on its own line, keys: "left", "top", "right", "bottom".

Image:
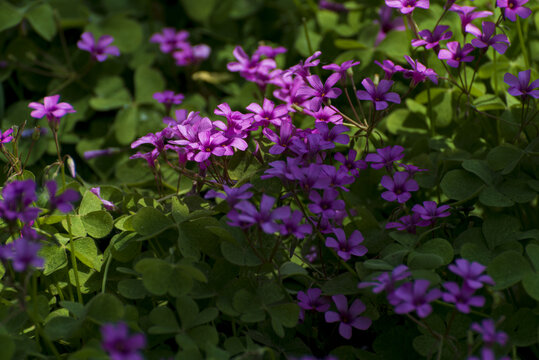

{"left": 515, "top": 17, "right": 529, "bottom": 68}
{"left": 101, "top": 255, "right": 113, "bottom": 294}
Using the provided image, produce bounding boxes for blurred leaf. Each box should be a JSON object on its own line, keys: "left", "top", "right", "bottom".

{"left": 415, "top": 238, "right": 453, "bottom": 265}
{"left": 473, "top": 95, "right": 505, "bottom": 111}
{"left": 131, "top": 207, "right": 173, "bottom": 237}
{"left": 86, "top": 15, "right": 142, "bottom": 53}
{"left": 90, "top": 76, "right": 131, "bottom": 111}
{"left": 487, "top": 145, "right": 524, "bottom": 174}
{"left": 462, "top": 159, "right": 494, "bottom": 185}
{"left": 72, "top": 237, "right": 103, "bottom": 271}
{"left": 134, "top": 258, "right": 173, "bottom": 296}
{"left": 85, "top": 293, "right": 124, "bottom": 322}
{"left": 117, "top": 279, "right": 147, "bottom": 299}
{"left": 180, "top": 0, "right": 217, "bottom": 23}
{"left": 114, "top": 106, "right": 138, "bottom": 145}
{"left": 38, "top": 245, "right": 68, "bottom": 276}
{"left": 334, "top": 39, "right": 367, "bottom": 50}
{"left": 134, "top": 66, "right": 165, "bottom": 104}
{"left": 0, "top": 333, "right": 15, "bottom": 360}
{"left": 25, "top": 3, "right": 56, "bottom": 41}
{"left": 440, "top": 169, "right": 483, "bottom": 200}
{"left": 0, "top": 1, "right": 23, "bottom": 32}
{"left": 482, "top": 215, "right": 520, "bottom": 249}
{"left": 149, "top": 306, "right": 180, "bottom": 334}
{"left": 479, "top": 186, "right": 514, "bottom": 207}
{"left": 487, "top": 251, "right": 531, "bottom": 290}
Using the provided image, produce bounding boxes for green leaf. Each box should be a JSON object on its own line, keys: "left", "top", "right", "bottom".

{"left": 115, "top": 106, "right": 138, "bottom": 145}
{"left": 522, "top": 273, "right": 539, "bottom": 301}
{"left": 44, "top": 316, "right": 82, "bottom": 341}
{"left": 498, "top": 179, "right": 537, "bottom": 203}
{"left": 180, "top": 0, "right": 217, "bottom": 22}
{"left": 220, "top": 241, "right": 262, "bottom": 267}
{"left": 440, "top": 169, "right": 483, "bottom": 200}
{"left": 479, "top": 186, "right": 514, "bottom": 207}
{"left": 377, "top": 31, "right": 410, "bottom": 59}
{"left": 134, "top": 258, "right": 173, "bottom": 296}
{"left": 487, "top": 145, "right": 524, "bottom": 174}
{"left": 0, "top": 1, "right": 23, "bottom": 32}
{"left": 482, "top": 215, "right": 520, "bottom": 249}
{"left": 176, "top": 295, "right": 199, "bottom": 330}
{"left": 226, "top": 0, "right": 263, "bottom": 19}
{"left": 462, "top": 159, "right": 494, "bottom": 185}
{"left": 363, "top": 259, "right": 394, "bottom": 271}
{"left": 321, "top": 273, "right": 359, "bottom": 295}
{"left": 526, "top": 244, "right": 539, "bottom": 272}
{"left": 81, "top": 211, "right": 113, "bottom": 239}
{"left": 79, "top": 190, "right": 104, "bottom": 215}
{"left": 432, "top": 90, "right": 453, "bottom": 127}
{"left": 72, "top": 237, "right": 103, "bottom": 271}
{"left": 473, "top": 95, "right": 505, "bottom": 111}
{"left": 460, "top": 243, "right": 492, "bottom": 268}
{"left": 131, "top": 207, "right": 173, "bottom": 237}
{"left": 89, "top": 76, "right": 132, "bottom": 111}
{"left": 317, "top": 10, "right": 339, "bottom": 33}
{"left": 408, "top": 252, "right": 444, "bottom": 270}
{"left": 268, "top": 303, "right": 299, "bottom": 337}
{"left": 0, "top": 333, "right": 15, "bottom": 360}
{"left": 416, "top": 238, "right": 453, "bottom": 265}
{"left": 134, "top": 67, "right": 165, "bottom": 104}
{"left": 62, "top": 215, "right": 87, "bottom": 237}
{"left": 86, "top": 15, "right": 142, "bottom": 53}
{"left": 334, "top": 39, "right": 367, "bottom": 50}
{"left": 149, "top": 306, "right": 180, "bottom": 334}
{"left": 25, "top": 4, "right": 56, "bottom": 40}
{"left": 117, "top": 279, "right": 147, "bottom": 299}
{"left": 85, "top": 293, "right": 124, "bottom": 322}
{"left": 487, "top": 251, "right": 532, "bottom": 290}
{"left": 39, "top": 245, "right": 68, "bottom": 276}
{"left": 188, "top": 325, "right": 219, "bottom": 348}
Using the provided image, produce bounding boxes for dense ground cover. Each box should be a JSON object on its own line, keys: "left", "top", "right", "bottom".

{"left": 0, "top": 0, "right": 538, "bottom": 359}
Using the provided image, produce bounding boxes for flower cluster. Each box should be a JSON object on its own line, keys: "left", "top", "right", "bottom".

{"left": 151, "top": 27, "right": 210, "bottom": 66}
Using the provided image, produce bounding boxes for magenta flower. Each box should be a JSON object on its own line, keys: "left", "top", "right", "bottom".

{"left": 253, "top": 45, "right": 287, "bottom": 59}
{"left": 325, "top": 229, "right": 367, "bottom": 261}
{"left": 153, "top": 90, "right": 184, "bottom": 106}
{"left": 448, "top": 259, "right": 495, "bottom": 289}
{"left": 438, "top": 41, "right": 475, "bottom": 68}
{"left": 504, "top": 70, "right": 539, "bottom": 99}
{"left": 412, "top": 25, "right": 453, "bottom": 50}
{"left": 319, "top": 0, "right": 348, "bottom": 12}
{"left": 358, "top": 265, "right": 411, "bottom": 305}
{"left": 386, "top": 213, "right": 430, "bottom": 233}
{"left": 227, "top": 46, "right": 276, "bottom": 87}
{"left": 325, "top": 295, "right": 371, "bottom": 339}
{"left": 101, "top": 322, "right": 146, "bottom": 360}
{"left": 28, "top": 95, "right": 76, "bottom": 126}
{"left": 442, "top": 282, "right": 485, "bottom": 313}
{"left": 375, "top": 60, "right": 400, "bottom": 80}
{"left": 471, "top": 319, "right": 508, "bottom": 347}
{"left": 304, "top": 106, "right": 343, "bottom": 124}
{"left": 263, "top": 122, "right": 297, "bottom": 155}
{"left": 411, "top": 201, "right": 450, "bottom": 222}
{"left": 46, "top": 181, "right": 80, "bottom": 213}
{"left": 380, "top": 172, "right": 419, "bottom": 203}
{"left": 335, "top": 150, "right": 368, "bottom": 177}
{"left": 398, "top": 163, "right": 428, "bottom": 176}
{"left": 374, "top": 6, "right": 406, "bottom": 46}
{"left": 205, "top": 184, "right": 253, "bottom": 207}
{"left": 246, "top": 98, "right": 289, "bottom": 128}
{"left": 173, "top": 44, "right": 211, "bottom": 66}
{"left": 231, "top": 195, "right": 289, "bottom": 234}
{"left": 385, "top": 0, "right": 429, "bottom": 14}
{"left": 279, "top": 210, "right": 312, "bottom": 238}
{"left": 396, "top": 56, "right": 438, "bottom": 85}
{"left": 497, "top": 0, "right": 531, "bottom": 22}
{"left": 449, "top": 5, "right": 492, "bottom": 34}
{"left": 470, "top": 22, "right": 510, "bottom": 54}
{"left": 297, "top": 288, "right": 331, "bottom": 312}
{"left": 84, "top": 148, "right": 121, "bottom": 160}
{"left": 3, "top": 235, "right": 44, "bottom": 272}
{"left": 297, "top": 74, "right": 342, "bottom": 112}
{"left": 365, "top": 145, "right": 405, "bottom": 170}
{"left": 77, "top": 32, "right": 120, "bottom": 62}
{"left": 0, "top": 128, "right": 13, "bottom": 144}
{"left": 322, "top": 60, "right": 361, "bottom": 79}
{"left": 393, "top": 279, "right": 441, "bottom": 318}
{"left": 150, "top": 28, "right": 189, "bottom": 53}
{"left": 356, "top": 78, "right": 400, "bottom": 110}
{"left": 287, "top": 51, "right": 322, "bottom": 79}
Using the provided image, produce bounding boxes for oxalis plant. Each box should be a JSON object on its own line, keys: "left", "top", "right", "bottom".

{"left": 0, "top": 0, "right": 538, "bottom": 359}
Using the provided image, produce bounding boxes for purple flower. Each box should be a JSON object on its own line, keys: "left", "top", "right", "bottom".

{"left": 356, "top": 78, "right": 400, "bottom": 111}
{"left": 412, "top": 25, "right": 452, "bottom": 50}
{"left": 365, "top": 145, "right": 404, "bottom": 170}
{"left": 386, "top": 213, "right": 430, "bottom": 233}
{"left": 322, "top": 60, "right": 361, "bottom": 79}
{"left": 411, "top": 201, "right": 450, "bottom": 222}
{"left": 448, "top": 259, "right": 495, "bottom": 289}
{"left": 246, "top": 98, "right": 289, "bottom": 128}
{"left": 0, "top": 180, "right": 40, "bottom": 223}
{"left": 471, "top": 319, "right": 508, "bottom": 347}
{"left": 150, "top": 28, "right": 189, "bottom": 53}
{"left": 380, "top": 172, "right": 419, "bottom": 203}
{"left": 297, "top": 74, "right": 342, "bottom": 112}
{"left": 291, "top": 163, "right": 332, "bottom": 192}
{"left": 231, "top": 195, "right": 289, "bottom": 233}
{"left": 470, "top": 22, "right": 510, "bottom": 55}
{"left": 28, "top": 95, "right": 76, "bottom": 127}
{"left": 396, "top": 56, "right": 438, "bottom": 85}
{"left": 84, "top": 148, "right": 121, "bottom": 160}
{"left": 442, "top": 282, "right": 485, "bottom": 313}
{"left": 324, "top": 295, "right": 371, "bottom": 339}
{"left": 227, "top": 46, "right": 276, "bottom": 87}
{"left": 335, "top": 150, "right": 368, "bottom": 177}
{"left": 279, "top": 210, "right": 312, "bottom": 239}
{"left": 318, "top": 0, "right": 348, "bottom": 12}
{"left": 253, "top": 45, "right": 287, "bottom": 59}
{"left": 393, "top": 279, "right": 442, "bottom": 318}
{"left": 325, "top": 229, "right": 367, "bottom": 261}
{"left": 153, "top": 90, "right": 184, "bottom": 106}
{"left": 497, "top": 0, "right": 531, "bottom": 22}
{"left": 0, "top": 128, "right": 13, "bottom": 144}
{"left": 308, "top": 189, "right": 345, "bottom": 220}
{"left": 304, "top": 106, "right": 343, "bottom": 124}
{"left": 398, "top": 163, "right": 428, "bottom": 176}
{"left": 385, "top": 0, "right": 429, "bottom": 14}
{"left": 449, "top": 5, "right": 492, "bottom": 34}
{"left": 314, "top": 123, "right": 349, "bottom": 145}
{"left": 297, "top": 288, "right": 331, "bottom": 312}
{"left": 77, "top": 32, "right": 120, "bottom": 62}
{"left": 205, "top": 184, "right": 253, "bottom": 207}
{"left": 173, "top": 44, "right": 211, "bottom": 66}
{"left": 46, "top": 181, "right": 80, "bottom": 213}
{"left": 374, "top": 6, "right": 406, "bottom": 46}
{"left": 90, "top": 187, "right": 116, "bottom": 211}
{"left": 438, "top": 41, "right": 475, "bottom": 68}
{"left": 101, "top": 322, "right": 146, "bottom": 360}
{"left": 358, "top": 265, "right": 411, "bottom": 305}
{"left": 6, "top": 235, "right": 44, "bottom": 272}
{"left": 504, "top": 70, "right": 539, "bottom": 99}
{"left": 129, "top": 149, "right": 159, "bottom": 168}
{"left": 263, "top": 122, "right": 297, "bottom": 155}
